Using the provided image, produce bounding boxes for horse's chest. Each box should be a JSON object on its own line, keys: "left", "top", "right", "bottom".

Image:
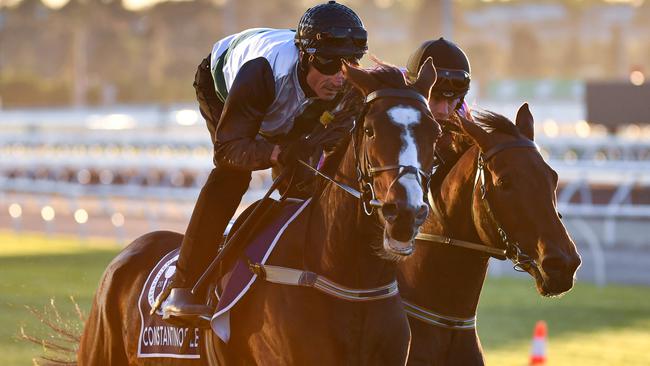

{"left": 237, "top": 288, "right": 408, "bottom": 365}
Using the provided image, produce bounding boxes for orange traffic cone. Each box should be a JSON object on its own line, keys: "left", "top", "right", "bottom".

{"left": 529, "top": 320, "right": 547, "bottom": 365}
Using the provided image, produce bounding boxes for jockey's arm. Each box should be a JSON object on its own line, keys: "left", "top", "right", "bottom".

{"left": 214, "top": 57, "right": 277, "bottom": 171}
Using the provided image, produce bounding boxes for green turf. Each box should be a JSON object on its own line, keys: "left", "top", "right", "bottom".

{"left": 1, "top": 231, "right": 650, "bottom": 365}
{"left": 479, "top": 277, "right": 650, "bottom": 365}
{"left": 0, "top": 231, "right": 121, "bottom": 365}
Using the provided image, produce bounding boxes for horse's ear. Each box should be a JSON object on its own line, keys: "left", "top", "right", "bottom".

{"left": 515, "top": 103, "right": 534, "bottom": 141}
{"left": 459, "top": 115, "right": 492, "bottom": 151}
{"left": 412, "top": 57, "right": 437, "bottom": 100}
{"left": 342, "top": 61, "right": 376, "bottom": 96}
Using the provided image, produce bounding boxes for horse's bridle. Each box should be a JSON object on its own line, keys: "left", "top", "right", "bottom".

{"left": 406, "top": 138, "right": 540, "bottom": 330}
{"left": 473, "top": 139, "right": 539, "bottom": 270}
{"left": 353, "top": 89, "right": 433, "bottom": 215}
{"left": 303, "top": 88, "right": 434, "bottom": 216}
{"left": 416, "top": 139, "right": 540, "bottom": 270}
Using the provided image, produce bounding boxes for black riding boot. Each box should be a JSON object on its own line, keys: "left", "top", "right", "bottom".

{"left": 162, "top": 165, "right": 251, "bottom": 325}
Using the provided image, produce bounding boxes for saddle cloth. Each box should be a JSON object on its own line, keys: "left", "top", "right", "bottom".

{"left": 211, "top": 198, "right": 311, "bottom": 342}
{"left": 137, "top": 248, "right": 202, "bottom": 359}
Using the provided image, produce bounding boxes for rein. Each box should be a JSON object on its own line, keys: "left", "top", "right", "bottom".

{"left": 251, "top": 87, "right": 432, "bottom": 302}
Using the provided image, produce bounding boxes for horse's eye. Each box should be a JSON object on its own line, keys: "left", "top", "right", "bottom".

{"left": 364, "top": 126, "right": 374, "bottom": 137}
{"left": 497, "top": 177, "right": 510, "bottom": 189}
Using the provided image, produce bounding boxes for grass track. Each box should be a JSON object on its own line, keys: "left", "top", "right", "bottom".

{"left": 1, "top": 231, "right": 649, "bottom": 365}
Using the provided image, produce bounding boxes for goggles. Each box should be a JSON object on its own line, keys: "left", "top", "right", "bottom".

{"left": 316, "top": 27, "right": 368, "bottom": 50}
{"left": 311, "top": 55, "right": 361, "bottom": 75}
{"left": 433, "top": 68, "right": 471, "bottom": 97}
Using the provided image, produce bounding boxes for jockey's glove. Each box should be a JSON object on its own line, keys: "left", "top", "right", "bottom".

{"left": 278, "top": 138, "right": 314, "bottom": 167}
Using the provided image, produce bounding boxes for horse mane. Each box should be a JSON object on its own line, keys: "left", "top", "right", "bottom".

{"left": 429, "top": 110, "right": 521, "bottom": 190}
{"left": 472, "top": 111, "right": 520, "bottom": 137}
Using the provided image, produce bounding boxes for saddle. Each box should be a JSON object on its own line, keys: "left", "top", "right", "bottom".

{"left": 137, "top": 198, "right": 309, "bottom": 357}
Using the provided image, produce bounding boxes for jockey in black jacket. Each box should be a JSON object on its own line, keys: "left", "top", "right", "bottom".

{"left": 162, "top": 1, "right": 368, "bottom": 324}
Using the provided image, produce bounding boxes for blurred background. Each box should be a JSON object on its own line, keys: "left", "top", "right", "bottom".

{"left": 1, "top": 0, "right": 649, "bottom": 365}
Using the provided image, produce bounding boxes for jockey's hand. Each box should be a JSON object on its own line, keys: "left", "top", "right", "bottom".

{"left": 278, "top": 138, "right": 313, "bottom": 167}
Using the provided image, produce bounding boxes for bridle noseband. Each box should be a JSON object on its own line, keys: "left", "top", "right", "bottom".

{"left": 473, "top": 139, "right": 539, "bottom": 271}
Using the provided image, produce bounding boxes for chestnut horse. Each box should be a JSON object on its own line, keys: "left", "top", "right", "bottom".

{"left": 78, "top": 60, "right": 441, "bottom": 365}
{"left": 398, "top": 104, "right": 581, "bottom": 365}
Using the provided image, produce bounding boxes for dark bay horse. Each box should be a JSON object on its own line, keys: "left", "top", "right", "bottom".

{"left": 78, "top": 60, "right": 441, "bottom": 365}
{"left": 398, "top": 104, "right": 582, "bottom": 365}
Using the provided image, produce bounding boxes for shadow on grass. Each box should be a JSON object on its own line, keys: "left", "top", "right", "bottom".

{"left": 477, "top": 277, "right": 650, "bottom": 350}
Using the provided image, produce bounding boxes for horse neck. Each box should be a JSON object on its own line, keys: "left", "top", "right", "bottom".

{"left": 406, "top": 146, "right": 490, "bottom": 317}
{"left": 307, "top": 142, "right": 397, "bottom": 288}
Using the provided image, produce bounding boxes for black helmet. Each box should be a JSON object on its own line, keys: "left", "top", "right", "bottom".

{"left": 295, "top": 1, "right": 368, "bottom": 59}
{"left": 406, "top": 37, "right": 471, "bottom": 98}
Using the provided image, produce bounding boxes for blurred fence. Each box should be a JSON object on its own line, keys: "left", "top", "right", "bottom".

{"left": 2, "top": 103, "right": 650, "bottom": 285}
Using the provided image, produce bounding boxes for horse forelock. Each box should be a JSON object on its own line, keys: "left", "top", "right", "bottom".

{"left": 366, "top": 63, "right": 410, "bottom": 90}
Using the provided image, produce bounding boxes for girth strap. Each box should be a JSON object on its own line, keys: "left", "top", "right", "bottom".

{"left": 402, "top": 300, "right": 476, "bottom": 330}
{"left": 415, "top": 233, "right": 507, "bottom": 260}
{"left": 249, "top": 263, "right": 399, "bottom": 302}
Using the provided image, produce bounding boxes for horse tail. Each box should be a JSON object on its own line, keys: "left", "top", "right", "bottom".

{"left": 19, "top": 297, "right": 84, "bottom": 365}
{"left": 77, "top": 245, "right": 133, "bottom": 365}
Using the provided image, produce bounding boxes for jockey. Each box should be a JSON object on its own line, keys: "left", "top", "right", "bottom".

{"left": 405, "top": 38, "right": 472, "bottom": 166}
{"left": 162, "top": 1, "right": 368, "bottom": 324}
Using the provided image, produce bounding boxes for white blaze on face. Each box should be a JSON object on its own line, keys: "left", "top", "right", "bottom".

{"left": 386, "top": 105, "right": 425, "bottom": 209}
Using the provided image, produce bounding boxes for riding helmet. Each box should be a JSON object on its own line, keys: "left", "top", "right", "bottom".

{"left": 406, "top": 37, "right": 471, "bottom": 98}
{"left": 295, "top": 1, "right": 368, "bottom": 59}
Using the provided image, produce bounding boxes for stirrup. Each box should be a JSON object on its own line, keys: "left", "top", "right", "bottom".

{"left": 162, "top": 312, "right": 212, "bottom": 329}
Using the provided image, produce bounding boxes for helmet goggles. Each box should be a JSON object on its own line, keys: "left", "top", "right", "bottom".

{"left": 316, "top": 27, "right": 368, "bottom": 49}
{"left": 432, "top": 68, "right": 471, "bottom": 99}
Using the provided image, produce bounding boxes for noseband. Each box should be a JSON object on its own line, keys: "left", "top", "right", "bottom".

{"left": 473, "top": 139, "right": 539, "bottom": 270}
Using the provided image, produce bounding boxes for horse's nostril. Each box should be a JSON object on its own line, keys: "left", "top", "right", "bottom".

{"left": 381, "top": 202, "right": 399, "bottom": 223}
{"left": 542, "top": 254, "right": 575, "bottom": 274}
{"left": 415, "top": 204, "right": 429, "bottom": 224}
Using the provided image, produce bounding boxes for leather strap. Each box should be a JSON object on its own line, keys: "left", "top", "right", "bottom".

{"left": 249, "top": 263, "right": 399, "bottom": 302}
{"left": 403, "top": 300, "right": 476, "bottom": 330}
{"left": 415, "top": 233, "right": 507, "bottom": 259}
{"left": 483, "top": 140, "right": 537, "bottom": 161}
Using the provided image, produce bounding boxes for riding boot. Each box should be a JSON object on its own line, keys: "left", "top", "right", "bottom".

{"left": 162, "top": 165, "right": 251, "bottom": 326}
